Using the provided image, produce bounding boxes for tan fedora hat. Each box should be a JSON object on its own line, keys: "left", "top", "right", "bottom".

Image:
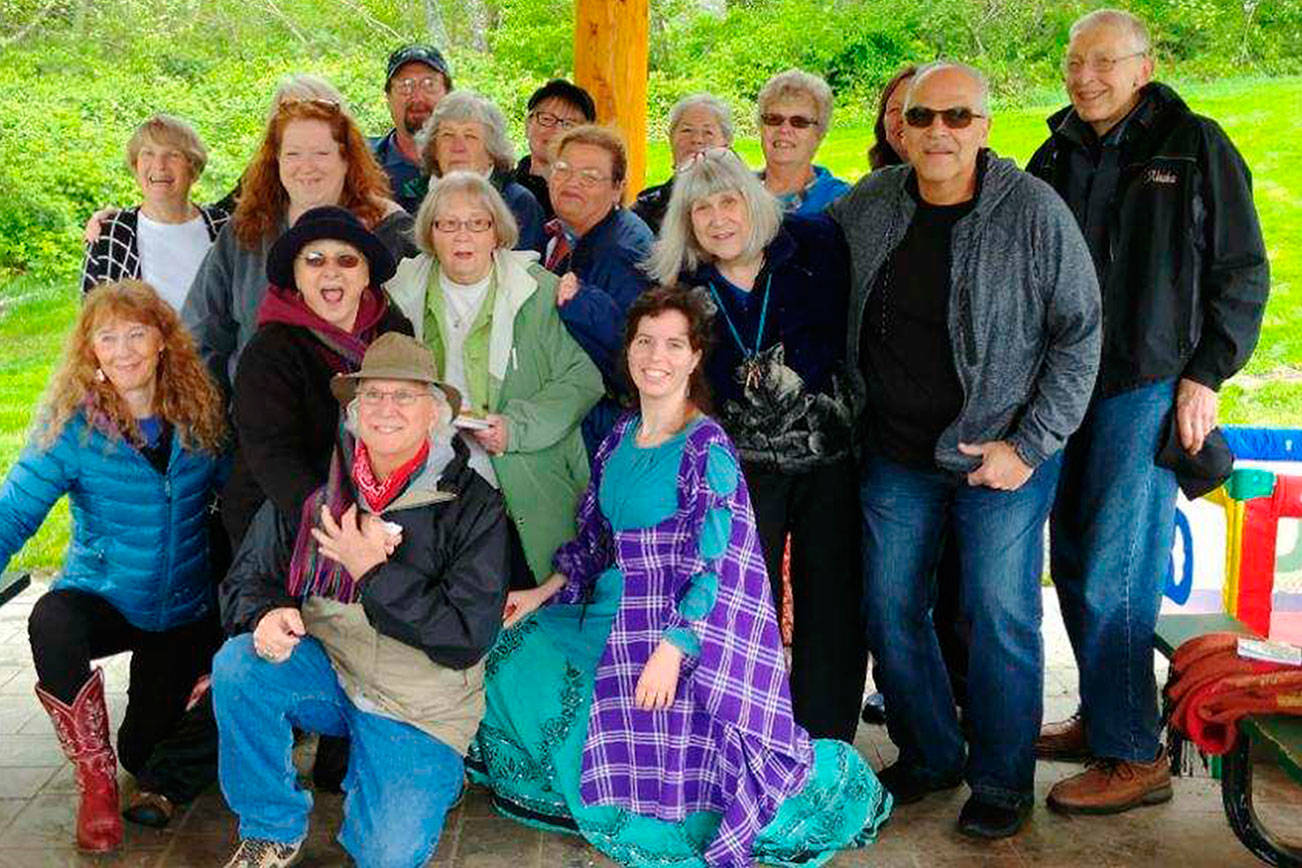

{"left": 330, "top": 332, "right": 461, "bottom": 416}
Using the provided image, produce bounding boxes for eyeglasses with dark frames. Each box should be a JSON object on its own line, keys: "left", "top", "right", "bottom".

{"left": 759, "top": 112, "right": 820, "bottom": 130}
{"left": 903, "top": 106, "right": 985, "bottom": 130}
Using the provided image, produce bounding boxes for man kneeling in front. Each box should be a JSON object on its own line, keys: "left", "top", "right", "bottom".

{"left": 212, "top": 333, "right": 509, "bottom": 868}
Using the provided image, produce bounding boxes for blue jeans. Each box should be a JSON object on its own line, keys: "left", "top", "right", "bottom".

{"left": 861, "top": 450, "right": 1062, "bottom": 807}
{"left": 212, "top": 635, "right": 464, "bottom": 868}
{"left": 1050, "top": 379, "right": 1178, "bottom": 763}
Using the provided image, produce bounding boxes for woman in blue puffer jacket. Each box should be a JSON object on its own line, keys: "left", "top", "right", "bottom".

{"left": 0, "top": 280, "right": 227, "bottom": 852}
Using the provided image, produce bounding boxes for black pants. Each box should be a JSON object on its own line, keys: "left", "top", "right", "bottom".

{"left": 28, "top": 588, "right": 222, "bottom": 803}
{"left": 744, "top": 457, "right": 868, "bottom": 742}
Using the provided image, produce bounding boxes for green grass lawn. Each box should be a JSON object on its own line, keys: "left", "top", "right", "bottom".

{"left": 3, "top": 75, "right": 1300, "bottom": 571}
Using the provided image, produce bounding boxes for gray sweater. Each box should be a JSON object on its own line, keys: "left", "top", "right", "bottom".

{"left": 181, "top": 210, "right": 415, "bottom": 396}
{"left": 828, "top": 152, "right": 1101, "bottom": 471}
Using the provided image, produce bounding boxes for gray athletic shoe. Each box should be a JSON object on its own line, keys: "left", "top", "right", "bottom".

{"left": 222, "top": 838, "right": 304, "bottom": 868}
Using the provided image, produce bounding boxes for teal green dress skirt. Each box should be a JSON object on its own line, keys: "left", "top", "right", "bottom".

{"left": 468, "top": 422, "right": 891, "bottom": 867}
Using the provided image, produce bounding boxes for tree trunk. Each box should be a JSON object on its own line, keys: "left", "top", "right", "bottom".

{"left": 423, "top": 0, "right": 448, "bottom": 46}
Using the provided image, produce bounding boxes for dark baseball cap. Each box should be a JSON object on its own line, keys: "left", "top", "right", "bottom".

{"left": 386, "top": 45, "right": 452, "bottom": 89}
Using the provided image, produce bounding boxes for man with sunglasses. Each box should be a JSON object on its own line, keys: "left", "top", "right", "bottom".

{"left": 829, "top": 61, "right": 1101, "bottom": 839}
{"left": 370, "top": 44, "right": 454, "bottom": 209}
{"left": 1028, "top": 9, "right": 1269, "bottom": 816}
{"left": 511, "top": 79, "right": 597, "bottom": 220}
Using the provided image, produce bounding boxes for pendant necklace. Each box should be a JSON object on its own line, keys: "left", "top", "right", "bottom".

{"left": 707, "top": 272, "right": 773, "bottom": 391}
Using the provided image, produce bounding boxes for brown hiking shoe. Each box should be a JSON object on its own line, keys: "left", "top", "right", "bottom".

{"left": 1046, "top": 747, "right": 1173, "bottom": 814}
{"left": 1035, "top": 712, "right": 1090, "bottom": 761}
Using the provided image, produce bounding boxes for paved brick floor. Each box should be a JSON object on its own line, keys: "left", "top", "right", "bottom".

{"left": 0, "top": 580, "right": 1297, "bottom": 867}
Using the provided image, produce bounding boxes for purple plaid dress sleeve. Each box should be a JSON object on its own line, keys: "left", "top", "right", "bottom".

{"left": 576, "top": 416, "right": 814, "bottom": 866}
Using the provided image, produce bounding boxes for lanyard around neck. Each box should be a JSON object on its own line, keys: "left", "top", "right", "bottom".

{"left": 707, "top": 271, "right": 773, "bottom": 360}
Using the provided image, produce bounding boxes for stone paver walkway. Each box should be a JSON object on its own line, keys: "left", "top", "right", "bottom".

{"left": 0, "top": 580, "right": 1298, "bottom": 867}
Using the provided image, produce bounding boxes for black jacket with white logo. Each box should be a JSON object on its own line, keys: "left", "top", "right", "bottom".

{"left": 1027, "top": 82, "right": 1269, "bottom": 397}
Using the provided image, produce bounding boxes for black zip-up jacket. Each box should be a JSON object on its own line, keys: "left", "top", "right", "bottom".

{"left": 219, "top": 438, "right": 510, "bottom": 670}
{"left": 1026, "top": 82, "right": 1269, "bottom": 397}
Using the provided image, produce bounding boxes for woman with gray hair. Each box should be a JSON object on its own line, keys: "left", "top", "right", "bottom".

{"left": 756, "top": 68, "right": 850, "bottom": 214}
{"left": 632, "top": 92, "right": 734, "bottom": 233}
{"left": 386, "top": 171, "right": 602, "bottom": 589}
{"left": 401, "top": 91, "right": 547, "bottom": 252}
{"left": 648, "top": 147, "right": 865, "bottom": 743}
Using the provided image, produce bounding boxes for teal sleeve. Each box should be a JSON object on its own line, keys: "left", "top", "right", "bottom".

{"left": 660, "top": 443, "right": 739, "bottom": 652}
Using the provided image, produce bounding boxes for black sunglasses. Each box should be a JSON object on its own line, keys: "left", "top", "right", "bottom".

{"left": 904, "top": 106, "right": 985, "bottom": 130}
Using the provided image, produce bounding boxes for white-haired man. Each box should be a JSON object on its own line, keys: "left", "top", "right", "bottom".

{"left": 1028, "top": 9, "right": 1269, "bottom": 815}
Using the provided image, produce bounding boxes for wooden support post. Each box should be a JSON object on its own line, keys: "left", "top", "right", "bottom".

{"left": 574, "top": 0, "right": 649, "bottom": 202}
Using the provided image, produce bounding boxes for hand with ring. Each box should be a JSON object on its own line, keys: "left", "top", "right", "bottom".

{"left": 253, "top": 607, "right": 305, "bottom": 664}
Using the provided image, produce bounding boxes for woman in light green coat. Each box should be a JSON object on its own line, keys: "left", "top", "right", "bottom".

{"left": 387, "top": 171, "right": 603, "bottom": 584}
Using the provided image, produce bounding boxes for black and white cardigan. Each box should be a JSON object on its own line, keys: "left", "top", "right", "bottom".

{"left": 81, "top": 205, "right": 230, "bottom": 294}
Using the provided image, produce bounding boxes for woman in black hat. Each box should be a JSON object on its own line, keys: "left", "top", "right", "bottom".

{"left": 221, "top": 205, "right": 413, "bottom": 550}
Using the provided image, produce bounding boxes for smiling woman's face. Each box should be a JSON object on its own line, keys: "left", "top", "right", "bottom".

{"left": 690, "top": 189, "right": 752, "bottom": 265}
{"left": 292, "top": 238, "right": 369, "bottom": 332}
{"left": 278, "top": 119, "right": 347, "bottom": 212}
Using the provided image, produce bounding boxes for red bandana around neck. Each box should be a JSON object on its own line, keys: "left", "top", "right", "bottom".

{"left": 352, "top": 439, "right": 430, "bottom": 514}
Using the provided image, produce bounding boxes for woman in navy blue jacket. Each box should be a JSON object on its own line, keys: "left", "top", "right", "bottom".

{"left": 0, "top": 281, "right": 227, "bottom": 852}
{"left": 646, "top": 148, "right": 866, "bottom": 745}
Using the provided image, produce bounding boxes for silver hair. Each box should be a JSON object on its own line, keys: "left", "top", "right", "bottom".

{"left": 667, "top": 93, "right": 735, "bottom": 145}
{"left": 1069, "top": 8, "right": 1152, "bottom": 54}
{"left": 645, "top": 148, "right": 782, "bottom": 285}
{"left": 905, "top": 61, "right": 991, "bottom": 117}
{"left": 416, "top": 91, "right": 515, "bottom": 176}
{"left": 412, "top": 170, "right": 519, "bottom": 256}
{"left": 343, "top": 382, "right": 456, "bottom": 456}
{"left": 267, "top": 74, "right": 345, "bottom": 121}
{"left": 756, "top": 68, "right": 834, "bottom": 141}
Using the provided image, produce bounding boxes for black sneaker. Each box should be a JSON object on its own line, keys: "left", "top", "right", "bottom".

{"left": 876, "top": 762, "right": 963, "bottom": 806}
{"left": 957, "top": 794, "right": 1031, "bottom": 839}
{"left": 860, "top": 692, "right": 887, "bottom": 725}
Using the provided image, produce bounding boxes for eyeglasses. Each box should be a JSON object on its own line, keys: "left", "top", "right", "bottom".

{"left": 529, "top": 110, "right": 580, "bottom": 130}
{"left": 298, "top": 250, "right": 363, "bottom": 269}
{"left": 1064, "top": 52, "right": 1147, "bottom": 75}
{"left": 904, "top": 106, "right": 985, "bottom": 129}
{"left": 432, "top": 217, "right": 494, "bottom": 234}
{"left": 358, "top": 388, "right": 432, "bottom": 408}
{"left": 392, "top": 76, "right": 444, "bottom": 96}
{"left": 759, "top": 112, "right": 820, "bottom": 130}
{"left": 551, "top": 160, "right": 612, "bottom": 188}
{"left": 277, "top": 97, "right": 342, "bottom": 115}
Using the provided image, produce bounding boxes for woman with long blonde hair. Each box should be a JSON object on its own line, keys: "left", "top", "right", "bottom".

{"left": 0, "top": 281, "right": 228, "bottom": 851}
{"left": 182, "top": 92, "right": 413, "bottom": 396}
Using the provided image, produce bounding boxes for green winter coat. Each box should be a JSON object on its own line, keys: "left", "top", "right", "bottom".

{"left": 387, "top": 249, "right": 603, "bottom": 582}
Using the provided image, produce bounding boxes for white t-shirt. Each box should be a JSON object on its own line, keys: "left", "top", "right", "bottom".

{"left": 439, "top": 271, "right": 498, "bottom": 488}
{"left": 137, "top": 212, "right": 213, "bottom": 312}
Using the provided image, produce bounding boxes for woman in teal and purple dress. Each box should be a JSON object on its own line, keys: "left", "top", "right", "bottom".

{"left": 468, "top": 286, "right": 891, "bottom": 867}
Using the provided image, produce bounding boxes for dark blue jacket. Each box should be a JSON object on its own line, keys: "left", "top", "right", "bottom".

{"left": 0, "top": 413, "right": 225, "bottom": 631}
{"left": 370, "top": 130, "right": 423, "bottom": 210}
{"left": 683, "top": 215, "right": 855, "bottom": 470}
{"left": 549, "top": 206, "right": 655, "bottom": 451}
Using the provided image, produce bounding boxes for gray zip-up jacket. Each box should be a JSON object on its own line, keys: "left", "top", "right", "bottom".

{"left": 828, "top": 151, "right": 1101, "bottom": 471}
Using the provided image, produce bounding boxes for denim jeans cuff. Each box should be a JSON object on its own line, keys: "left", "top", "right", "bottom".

{"left": 968, "top": 783, "right": 1033, "bottom": 810}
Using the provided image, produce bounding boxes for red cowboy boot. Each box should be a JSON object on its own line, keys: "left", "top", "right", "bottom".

{"left": 35, "top": 668, "right": 123, "bottom": 852}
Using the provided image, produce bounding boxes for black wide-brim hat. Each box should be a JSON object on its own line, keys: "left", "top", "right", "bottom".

{"left": 266, "top": 205, "right": 397, "bottom": 290}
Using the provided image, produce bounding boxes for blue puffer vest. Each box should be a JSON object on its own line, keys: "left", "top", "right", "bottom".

{"left": 0, "top": 412, "right": 222, "bottom": 631}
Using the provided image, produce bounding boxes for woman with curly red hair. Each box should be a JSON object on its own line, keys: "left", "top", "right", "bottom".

{"left": 0, "top": 281, "right": 228, "bottom": 852}
{"left": 182, "top": 95, "right": 413, "bottom": 397}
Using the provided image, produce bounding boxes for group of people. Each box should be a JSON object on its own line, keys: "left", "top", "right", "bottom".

{"left": 0, "top": 6, "right": 1270, "bottom": 867}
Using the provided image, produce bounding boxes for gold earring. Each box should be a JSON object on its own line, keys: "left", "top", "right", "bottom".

{"left": 95, "top": 368, "right": 106, "bottom": 383}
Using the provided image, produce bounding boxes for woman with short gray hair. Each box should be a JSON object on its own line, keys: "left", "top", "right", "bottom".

{"left": 401, "top": 91, "right": 546, "bottom": 251}
{"left": 755, "top": 68, "right": 850, "bottom": 214}
{"left": 632, "top": 92, "right": 735, "bottom": 233}
{"left": 387, "top": 171, "right": 602, "bottom": 589}
{"left": 648, "top": 147, "right": 865, "bottom": 743}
